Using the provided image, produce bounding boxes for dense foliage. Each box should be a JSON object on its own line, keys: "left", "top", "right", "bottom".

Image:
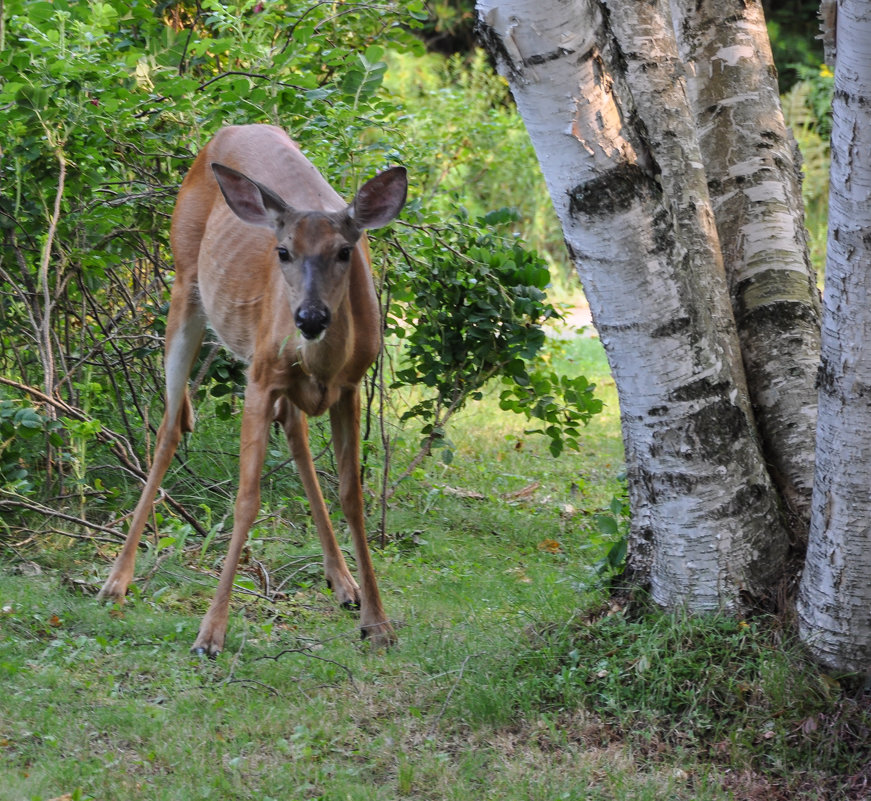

{"left": 0, "top": 0, "right": 596, "bottom": 536}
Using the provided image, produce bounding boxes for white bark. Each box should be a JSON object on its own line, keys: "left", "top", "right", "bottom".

{"left": 670, "top": 0, "right": 821, "bottom": 534}
{"left": 476, "top": 0, "right": 789, "bottom": 611}
{"left": 798, "top": 0, "right": 871, "bottom": 673}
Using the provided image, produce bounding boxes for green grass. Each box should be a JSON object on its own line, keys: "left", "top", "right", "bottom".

{"left": 2, "top": 325, "right": 870, "bottom": 801}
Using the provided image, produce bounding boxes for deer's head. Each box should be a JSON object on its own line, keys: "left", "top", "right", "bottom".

{"left": 211, "top": 162, "right": 407, "bottom": 341}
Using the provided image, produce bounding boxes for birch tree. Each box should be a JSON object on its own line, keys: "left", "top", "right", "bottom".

{"left": 670, "top": 0, "right": 821, "bottom": 535}
{"left": 797, "top": 0, "right": 871, "bottom": 673}
{"left": 476, "top": 0, "right": 791, "bottom": 611}
{"left": 477, "top": 0, "right": 871, "bottom": 671}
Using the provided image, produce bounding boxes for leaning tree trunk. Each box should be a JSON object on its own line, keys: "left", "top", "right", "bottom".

{"left": 476, "top": 0, "right": 790, "bottom": 611}
{"left": 670, "top": 0, "right": 821, "bottom": 538}
{"left": 797, "top": 0, "right": 871, "bottom": 673}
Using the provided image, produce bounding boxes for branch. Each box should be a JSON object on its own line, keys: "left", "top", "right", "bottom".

{"left": 0, "top": 376, "right": 208, "bottom": 537}
{"left": 222, "top": 678, "right": 281, "bottom": 697}
{"left": 38, "top": 140, "right": 66, "bottom": 410}
{"left": 427, "top": 652, "right": 484, "bottom": 735}
{"left": 255, "top": 644, "right": 358, "bottom": 691}
{"left": 196, "top": 70, "right": 268, "bottom": 90}
{"left": 0, "top": 374, "right": 140, "bottom": 469}
{"left": 0, "top": 494, "right": 124, "bottom": 541}
{"left": 24, "top": 527, "right": 123, "bottom": 547}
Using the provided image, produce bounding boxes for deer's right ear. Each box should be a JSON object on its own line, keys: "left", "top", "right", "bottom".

{"left": 211, "top": 163, "right": 288, "bottom": 230}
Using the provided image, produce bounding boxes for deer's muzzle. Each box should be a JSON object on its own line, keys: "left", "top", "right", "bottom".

{"left": 295, "top": 301, "right": 331, "bottom": 340}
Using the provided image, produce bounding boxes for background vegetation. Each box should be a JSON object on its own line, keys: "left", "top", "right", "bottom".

{"left": 1, "top": 1, "right": 864, "bottom": 799}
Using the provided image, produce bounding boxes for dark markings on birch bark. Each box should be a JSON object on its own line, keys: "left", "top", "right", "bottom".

{"left": 567, "top": 162, "right": 660, "bottom": 217}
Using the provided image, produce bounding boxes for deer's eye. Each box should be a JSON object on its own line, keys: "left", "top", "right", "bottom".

{"left": 337, "top": 246, "right": 353, "bottom": 262}
{"left": 276, "top": 246, "right": 292, "bottom": 262}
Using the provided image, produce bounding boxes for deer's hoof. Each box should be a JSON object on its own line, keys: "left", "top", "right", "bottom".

{"left": 191, "top": 615, "right": 227, "bottom": 658}
{"left": 360, "top": 620, "right": 396, "bottom": 649}
{"left": 97, "top": 577, "right": 128, "bottom": 603}
{"left": 325, "top": 573, "right": 361, "bottom": 610}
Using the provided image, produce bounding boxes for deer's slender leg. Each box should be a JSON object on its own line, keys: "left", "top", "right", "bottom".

{"left": 191, "top": 379, "right": 273, "bottom": 656}
{"left": 277, "top": 398, "right": 361, "bottom": 608}
{"left": 330, "top": 387, "right": 394, "bottom": 645}
{"left": 99, "top": 282, "right": 205, "bottom": 602}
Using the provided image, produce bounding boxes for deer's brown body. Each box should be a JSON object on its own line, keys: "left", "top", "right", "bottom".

{"left": 99, "top": 124, "right": 407, "bottom": 653}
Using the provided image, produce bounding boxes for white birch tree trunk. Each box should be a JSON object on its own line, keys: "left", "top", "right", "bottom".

{"left": 670, "top": 0, "right": 821, "bottom": 535}
{"left": 798, "top": 0, "right": 871, "bottom": 673}
{"left": 476, "top": 0, "right": 790, "bottom": 611}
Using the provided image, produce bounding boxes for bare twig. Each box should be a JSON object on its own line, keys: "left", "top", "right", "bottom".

{"left": 252, "top": 558, "right": 271, "bottom": 597}
{"left": 0, "top": 495, "right": 124, "bottom": 541}
{"left": 190, "top": 342, "right": 222, "bottom": 396}
{"left": 41, "top": 527, "right": 126, "bottom": 546}
{"left": 428, "top": 652, "right": 484, "bottom": 736}
{"left": 140, "top": 548, "right": 179, "bottom": 586}
{"left": 256, "top": 642, "right": 359, "bottom": 691}
{"left": 223, "top": 678, "right": 281, "bottom": 697}
{"left": 273, "top": 561, "right": 324, "bottom": 593}
{"left": 223, "top": 611, "right": 249, "bottom": 682}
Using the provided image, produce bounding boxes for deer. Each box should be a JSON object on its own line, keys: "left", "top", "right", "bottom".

{"left": 98, "top": 124, "right": 407, "bottom": 655}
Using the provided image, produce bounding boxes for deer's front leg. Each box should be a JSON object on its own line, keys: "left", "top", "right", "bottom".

{"left": 192, "top": 382, "right": 272, "bottom": 657}
{"left": 330, "top": 387, "right": 395, "bottom": 647}
{"left": 278, "top": 398, "right": 361, "bottom": 608}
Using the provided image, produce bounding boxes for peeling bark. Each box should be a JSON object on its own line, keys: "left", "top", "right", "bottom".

{"left": 476, "top": 0, "right": 790, "bottom": 611}
{"left": 670, "top": 0, "right": 821, "bottom": 538}
{"left": 798, "top": 0, "right": 871, "bottom": 673}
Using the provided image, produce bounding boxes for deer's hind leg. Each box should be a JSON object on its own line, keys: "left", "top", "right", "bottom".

{"left": 99, "top": 280, "right": 205, "bottom": 601}
{"left": 330, "top": 387, "right": 393, "bottom": 646}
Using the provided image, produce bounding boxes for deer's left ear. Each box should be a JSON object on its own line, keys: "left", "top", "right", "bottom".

{"left": 348, "top": 166, "right": 408, "bottom": 230}
{"left": 211, "top": 162, "right": 290, "bottom": 230}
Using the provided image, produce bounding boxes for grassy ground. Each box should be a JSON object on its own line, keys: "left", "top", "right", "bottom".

{"left": 2, "top": 316, "right": 870, "bottom": 801}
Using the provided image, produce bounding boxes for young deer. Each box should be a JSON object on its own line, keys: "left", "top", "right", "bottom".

{"left": 99, "top": 124, "right": 407, "bottom": 654}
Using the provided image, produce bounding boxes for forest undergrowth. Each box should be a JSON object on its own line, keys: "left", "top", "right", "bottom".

{"left": 2, "top": 329, "right": 870, "bottom": 801}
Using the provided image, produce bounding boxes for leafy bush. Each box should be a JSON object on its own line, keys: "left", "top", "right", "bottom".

{"left": 0, "top": 399, "right": 54, "bottom": 493}
{"left": 0, "top": 0, "right": 602, "bottom": 533}
{"left": 383, "top": 207, "right": 602, "bottom": 464}
{"left": 385, "top": 49, "right": 569, "bottom": 270}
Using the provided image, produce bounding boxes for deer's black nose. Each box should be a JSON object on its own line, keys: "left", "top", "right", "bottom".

{"left": 295, "top": 302, "right": 331, "bottom": 340}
